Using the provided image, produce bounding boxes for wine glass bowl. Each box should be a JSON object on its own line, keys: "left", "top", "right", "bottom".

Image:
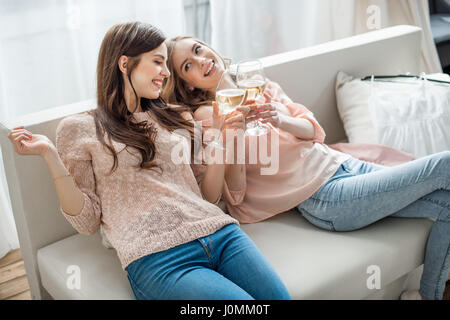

{"left": 205, "top": 68, "right": 245, "bottom": 151}
{"left": 215, "top": 88, "right": 246, "bottom": 115}
{"left": 236, "top": 60, "right": 269, "bottom": 136}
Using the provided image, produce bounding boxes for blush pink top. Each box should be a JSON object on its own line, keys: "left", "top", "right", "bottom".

{"left": 328, "top": 143, "right": 414, "bottom": 167}
{"left": 192, "top": 81, "right": 352, "bottom": 223}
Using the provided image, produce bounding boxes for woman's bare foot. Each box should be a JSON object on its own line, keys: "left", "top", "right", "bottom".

{"left": 400, "top": 290, "right": 424, "bottom": 300}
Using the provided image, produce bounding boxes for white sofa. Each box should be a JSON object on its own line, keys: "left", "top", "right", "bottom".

{"left": 0, "top": 25, "right": 438, "bottom": 300}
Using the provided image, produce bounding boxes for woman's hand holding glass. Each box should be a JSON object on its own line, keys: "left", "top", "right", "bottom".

{"left": 236, "top": 59, "right": 269, "bottom": 136}
{"left": 203, "top": 101, "right": 248, "bottom": 165}
{"left": 245, "top": 93, "right": 281, "bottom": 128}
{"left": 223, "top": 109, "right": 247, "bottom": 131}
{"left": 205, "top": 68, "right": 248, "bottom": 150}
{"left": 205, "top": 98, "right": 249, "bottom": 146}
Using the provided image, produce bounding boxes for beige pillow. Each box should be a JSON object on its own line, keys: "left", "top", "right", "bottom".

{"left": 335, "top": 71, "right": 378, "bottom": 144}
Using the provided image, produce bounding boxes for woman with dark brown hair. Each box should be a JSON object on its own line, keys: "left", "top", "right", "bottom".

{"left": 6, "top": 22, "right": 290, "bottom": 300}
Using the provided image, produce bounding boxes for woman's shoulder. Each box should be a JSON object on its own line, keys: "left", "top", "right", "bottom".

{"left": 166, "top": 103, "right": 194, "bottom": 122}
{"left": 265, "top": 79, "right": 283, "bottom": 92}
{"left": 265, "top": 79, "right": 292, "bottom": 105}
{"left": 56, "top": 112, "right": 96, "bottom": 147}
{"left": 164, "top": 102, "right": 212, "bottom": 122}
{"left": 57, "top": 112, "right": 95, "bottom": 131}
{"left": 193, "top": 105, "right": 213, "bottom": 121}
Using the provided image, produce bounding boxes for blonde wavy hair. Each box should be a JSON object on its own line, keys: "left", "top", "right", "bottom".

{"left": 162, "top": 36, "right": 228, "bottom": 113}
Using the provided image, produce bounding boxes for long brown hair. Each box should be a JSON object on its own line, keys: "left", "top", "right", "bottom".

{"left": 162, "top": 36, "right": 227, "bottom": 113}
{"left": 90, "top": 22, "right": 194, "bottom": 175}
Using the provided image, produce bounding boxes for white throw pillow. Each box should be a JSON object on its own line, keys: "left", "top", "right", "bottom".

{"left": 335, "top": 71, "right": 379, "bottom": 144}
{"left": 335, "top": 71, "right": 450, "bottom": 158}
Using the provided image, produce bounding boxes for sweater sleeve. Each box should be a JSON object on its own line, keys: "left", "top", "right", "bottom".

{"left": 190, "top": 163, "right": 222, "bottom": 205}
{"left": 285, "top": 102, "right": 326, "bottom": 143}
{"left": 266, "top": 80, "right": 326, "bottom": 143}
{"left": 193, "top": 118, "right": 247, "bottom": 206}
{"left": 55, "top": 114, "right": 102, "bottom": 235}
{"left": 222, "top": 170, "right": 246, "bottom": 206}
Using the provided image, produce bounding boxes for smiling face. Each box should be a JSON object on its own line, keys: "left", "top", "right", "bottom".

{"left": 128, "top": 42, "right": 170, "bottom": 101}
{"left": 170, "top": 38, "right": 225, "bottom": 94}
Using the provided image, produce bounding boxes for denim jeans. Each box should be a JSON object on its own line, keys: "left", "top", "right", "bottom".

{"left": 297, "top": 151, "right": 450, "bottom": 300}
{"left": 125, "top": 223, "right": 291, "bottom": 300}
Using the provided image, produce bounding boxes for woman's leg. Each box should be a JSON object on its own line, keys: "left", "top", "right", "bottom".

{"left": 200, "top": 224, "right": 291, "bottom": 300}
{"left": 125, "top": 234, "right": 254, "bottom": 300}
{"left": 390, "top": 191, "right": 449, "bottom": 300}
{"left": 297, "top": 151, "right": 450, "bottom": 300}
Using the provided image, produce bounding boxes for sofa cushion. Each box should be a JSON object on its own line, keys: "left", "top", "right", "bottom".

{"left": 37, "top": 232, "right": 134, "bottom": 300}
{"left": 242, "top": 212, "right": 432, "bottom": 299}
{"left": 37, "top": 211, "right": 433, "bottom": 300}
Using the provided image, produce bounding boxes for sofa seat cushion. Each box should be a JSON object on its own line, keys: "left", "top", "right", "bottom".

{"left": 37, "top": 232, "right": 134, "bottom": 300}
{"left": 241, "top": 211, "right": 433, "bottom": 299}
{"left": 37, "top": 211, "right": 432, "bottom": 300}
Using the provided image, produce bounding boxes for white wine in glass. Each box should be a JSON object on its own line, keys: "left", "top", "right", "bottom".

{"left": 236, "top": 60, "right": 268, "bottom": 136}
{"left": 206, "top": 69, "right": 245, "bottom": 150}
{"left": 216, "top": 88, "right": 246, "bottom": 115}
{"left": 237, "top": 79, "right": 266, "bottom": 101}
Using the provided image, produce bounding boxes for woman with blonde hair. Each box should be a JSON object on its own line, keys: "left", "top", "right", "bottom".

{"left": 162, "top": 36, "right": 449, "bottom": 300}
{"left": 7, "top": 23, "right": 290, "bottom": 300}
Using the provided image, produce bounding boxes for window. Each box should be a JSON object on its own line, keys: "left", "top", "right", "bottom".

{"left": 0, "top": 0, "right": 185, "bottom": 120}
{"left": 183, "top": 0, "right": 211, "bottom": 43}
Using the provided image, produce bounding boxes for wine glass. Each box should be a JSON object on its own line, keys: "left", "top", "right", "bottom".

{"left": 205, "top": 68, "right": 246, "bottom": 150}
{"left": 236, "top": 59, "right": 268, "bottom": 136}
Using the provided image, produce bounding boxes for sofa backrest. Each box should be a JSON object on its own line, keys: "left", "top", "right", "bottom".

{"left": 0, "top": 25, "right": 422, "bottom": 300}
{"left": 261, "top": 25, "right": 421, "bottom": 144}
{"left": 0, "top": 100, "right": 94, "bottom": 299}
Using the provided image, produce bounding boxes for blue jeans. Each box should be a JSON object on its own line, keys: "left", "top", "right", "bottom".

{"left": 297, "top": 151, "right": 450, "bottom": 300}
{"left": 125, "top": 223, "right": 291, "bottom": 300}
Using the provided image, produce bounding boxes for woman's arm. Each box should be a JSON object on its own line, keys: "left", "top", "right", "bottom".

{"left": 222, "top": 111, "right": 247, "bottom": 205}
{"left": 200, "top": 150, "right": 226, "bottom": 204}
{"left": 8, "top": 121, "right": 102, "bottom": 235}
{"left": 247, "top": 86, "right": 324, "bottom": 142}
{"left": 42, "top": 145, "right": 85, "bottom": 216}
{"left": 248, "top": 95, "right": 316, "bottom": 140}
{"left": 193, "top": 105, "right": 225, "bottom": 204}
{"left": 275, "top": 111, "right": 316, "bottom": 140}
{"left": 193, "top": 104, "right": 247, "bottom": 204}
{"left": 8, "top": 127, "right": 84, "bottom": 216}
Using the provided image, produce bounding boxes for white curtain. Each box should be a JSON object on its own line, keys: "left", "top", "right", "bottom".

{"left": 210, "top": 0, "right": 442, "bottom": 74}
{"left": 0, "top": 0, "right": 186, "bottom": 259}
{"left": 0, "top": 146, "right": 18, "bottom": 259}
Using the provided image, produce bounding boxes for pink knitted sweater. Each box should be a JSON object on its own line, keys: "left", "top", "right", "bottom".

{"left": 55, "top": 111, "right": 238, "bottom": 270}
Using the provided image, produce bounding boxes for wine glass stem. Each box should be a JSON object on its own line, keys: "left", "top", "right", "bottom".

{"left": 208, "top": 115, "right": 226, "bottom": 149}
